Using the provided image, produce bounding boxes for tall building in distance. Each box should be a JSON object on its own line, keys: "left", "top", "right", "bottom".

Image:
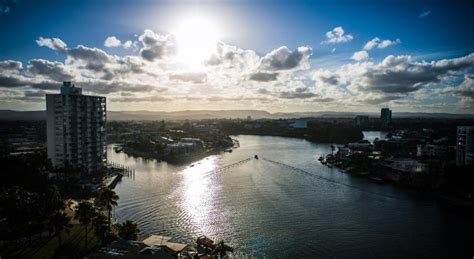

{"left": 456, "top": 126, "right": 474, "bottom": 166}
{"left": 380, "top": 108, "right": 392, "bottom": 127}
{"left": 46, "top": 82, "right": 107, "bottom": 172}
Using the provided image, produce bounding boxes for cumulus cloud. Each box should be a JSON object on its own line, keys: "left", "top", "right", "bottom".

{"left": 36, "top": 37, "right": 67, "bottom": 53}
{"left": 169, "top": 72, "right": 207, "bottom": 83}
{"left": 364, "top": 37, "right": 400, "bottom": 50}
{"left": 104, "top": 36, "right": 132, "bottom": 49}
{"left": 279, "top": 87, "right": 318, "bottom": 99}
{"left": 258, "top": 46, "right": 312, "bottom": 71}
{"left": 0, "top": 60, "right": 22, "bottom": 71}
{"left": 4, "top": 29, "right": 473, "bottom": 112}
{"left": 323, "top": 26, "right": 353, "bottom": 44}
{"left": 249, "top": 72, "right": 279, "bottom": 82}
{"left": 256, "top": 86, "right": 318, "bottom": 99}
{"left": 138, "top": 29, "right": 177, "bottom": 61}
{"left": 352, "top": 50, "right": 369, "bottom": 61}
{"left": 27, "top": 59, "right": 74, "bottom": 81}
{"left": 111, "top": 96, "right": 171, "bottom": 103}
{"left": 312, "top": 53, "right": 474, "bottom": 105}
{"left": 442, "top": 75, "right": 474, "bottom": 107}
{"left": 205, "top": 42, "right": 259, "bottom": 70}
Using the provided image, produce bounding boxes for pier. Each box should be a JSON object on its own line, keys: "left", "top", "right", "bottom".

{"left": 106, "top": 162, "right": 136, "bottom": 188}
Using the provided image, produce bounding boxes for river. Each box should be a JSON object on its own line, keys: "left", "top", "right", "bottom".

{"left": 108, "top": 134, "right": 473, "bottom": 257}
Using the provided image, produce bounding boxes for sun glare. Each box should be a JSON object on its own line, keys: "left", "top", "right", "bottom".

{"left": 173, "top": 16, "right": 219, "bottom": 65}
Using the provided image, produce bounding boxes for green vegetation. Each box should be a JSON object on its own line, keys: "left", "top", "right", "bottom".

{"left": 96, "top": 187, "right": 119, "bottom": 231}
{"left": 221, "top": 119, "right": 363, "bottom": 144}
{"left": 117, "top": 220, "right": 139, "bottom": 240}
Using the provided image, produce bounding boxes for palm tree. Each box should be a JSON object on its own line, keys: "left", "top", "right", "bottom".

{"left": 117, "top": 220, "right": 139, "bottom": 240}
{"left": 93, "top": 213, "right": 109, "bottom": 245}
{"left": 96, "top": 188, "right": 119, "bottom": 230}
{"left": 50, "top": 212, "right": 71, "bottom": 246}
{"left": 74, "top": 201, "right": 96, "bottom": 248}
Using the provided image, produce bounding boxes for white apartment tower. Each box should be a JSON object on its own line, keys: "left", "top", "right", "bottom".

{"left": 456, "top": 126, "right": 474, "bottom": 166}
{"left": 46, "top": 82, "right": 107, "bottom": 172}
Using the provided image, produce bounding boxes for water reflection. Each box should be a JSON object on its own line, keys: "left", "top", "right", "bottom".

{"left": 177, "top": 157, "right": 219, "bottom": 235}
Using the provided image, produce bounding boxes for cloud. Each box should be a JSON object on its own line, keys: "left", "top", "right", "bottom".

{"left": 206, "top": 95, "right": 271, "bottom": 102}
{"left": 249, "top": 72, "right": 279, "bottom": 82}
{"left": 111, "top": 96, "right": 171, "bottom": 103}
{"left": 0, "top": 60, "right": 22, "bottom": 71}
{"left": 205, "top": 42, "right": 259, "bottom": 69}
{"left": 279, "top": 87, "right": 318, "bottom": 99}
{"left": 312, "top": 53, "right": 474, "bottom": 105}
{"left": 354, "top": 53, "right": 474, "bottom": 94}
{"left": 352, "top": 50, "right": 369, "bottom": 61}
{"left": 27, "top": 59, "right": 74, "bottom": 82}
{"left": 419, "top": 9, "right": 431, "bottom": 18}
{"left": 77, "top": 80, "right": 165, "bottom": 94}
{"left": 138, "top": 29, "right": 177, "bottom": 61}
{"left": 5, "top": 29, "right": 473, "bottom": 112}
{"left": 258, "top": 46, "right": 312, "bottom": 71}
{"left": 104, "top": 36, "right": 121, "bottom": 47}
{"left": 363, "top": 37, "right": 400, "bottom": 50}
{"left": 104, "top": 36, "right": 133, "bottom": 49}
{"left": 442, "top": 75, "right": 474, "bottom": 107}
{"left": 322, "top": 26, "right": 353, "bottom": 44}
{"left": 0, "top": 0, "right": 16, "bottom": 15}
{"left": 36, "top": 37, "right": 67, "bottom": 54}
{"left": 257, "top": 86, "right": 318, "bottom": 99}
{"left": 169, "top": 72, "right": 207, "bottom": 83}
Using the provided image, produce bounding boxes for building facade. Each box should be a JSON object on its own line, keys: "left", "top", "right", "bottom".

{"left": 456, "top": 126, "right": 474, "bottom": 166}
{"left": 46, "top": 82, "right": 107, "bottom": 172}
{"left": 380, "top": 108, "right": 392, "bottom": 127}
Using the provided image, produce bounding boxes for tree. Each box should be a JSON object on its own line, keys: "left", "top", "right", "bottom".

{"left": 211, "top": 240, "right": 234, "bottom": 258}
{"left": 96, "top": 188, "right": 119, "bottom": 230}
{"left": 117, "top": 220, "right": 139, "bottom": 240}
{"left": 74, "top": 201, "right": 96, "bottom": 248}
{"left": 49, "top": 212, "right": 71, "bottom": 246}
{"left": 93, "top": 212, "right": 109, "bottom": 245}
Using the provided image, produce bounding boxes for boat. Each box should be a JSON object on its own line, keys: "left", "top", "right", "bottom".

{"left": 254, "top": 155, "right": 259, "bottom": 159}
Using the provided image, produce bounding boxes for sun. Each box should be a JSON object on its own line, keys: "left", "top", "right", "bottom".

{"left": 173, "top": 16, "right": 219, "bottom": 66}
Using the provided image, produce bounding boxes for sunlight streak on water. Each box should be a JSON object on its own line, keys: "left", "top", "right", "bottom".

{"left": 177, "top": 157, "right": 219, "bottom": 236}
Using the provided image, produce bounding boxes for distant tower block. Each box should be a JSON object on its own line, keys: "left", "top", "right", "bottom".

{"left": 380, "top": 108, "right": 392, "bottom": 127}
{"left": 456, "top": 126, "right": 474, "bottom": 166}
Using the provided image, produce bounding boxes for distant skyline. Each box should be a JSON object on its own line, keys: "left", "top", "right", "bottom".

{"left": 0, "top": 0, "right": 473, "bottom": 113}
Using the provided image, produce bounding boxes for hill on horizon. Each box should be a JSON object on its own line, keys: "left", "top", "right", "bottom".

{"left": 1, "top": 109, "right": 473, "bottom": 121}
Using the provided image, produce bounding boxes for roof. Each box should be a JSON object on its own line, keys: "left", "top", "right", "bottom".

{"left": 142, "top": 235, "right": 189, "bottom": 253}
{"left": 142, "top": 235, "right": 172, "bottom": 246}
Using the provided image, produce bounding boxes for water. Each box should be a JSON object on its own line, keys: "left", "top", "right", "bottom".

{"left": 363, "top": 131, "right": 389, "bottom": 143}
{"left": 108, "top": 135, "right": 473, "bottom": 257}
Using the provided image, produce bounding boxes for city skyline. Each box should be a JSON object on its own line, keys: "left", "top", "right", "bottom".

{"left": 1, "top": 0, "right": 473, "bottom": 113}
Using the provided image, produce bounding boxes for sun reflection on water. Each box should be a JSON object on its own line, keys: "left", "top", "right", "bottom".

{"left": 178, "top": 156, "right": 220, "bottom": 235}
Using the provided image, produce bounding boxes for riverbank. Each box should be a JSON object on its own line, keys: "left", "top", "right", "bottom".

{"left": 118, "top": 138, "right": 238, "bottom": 165}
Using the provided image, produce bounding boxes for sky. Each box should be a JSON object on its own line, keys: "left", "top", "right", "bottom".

{"left": 0, "top": 0, "right": 473, "bottom": 113}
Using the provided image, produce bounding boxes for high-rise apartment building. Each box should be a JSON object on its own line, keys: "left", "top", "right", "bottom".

{"left": 380, "top": 108, "right": 392, "bottom": 127}
{"left": 456, "top": 126, "right": 474, "bottom": 166}
{"left": 46, "top": 82, "right": 107, "bottom": 172}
